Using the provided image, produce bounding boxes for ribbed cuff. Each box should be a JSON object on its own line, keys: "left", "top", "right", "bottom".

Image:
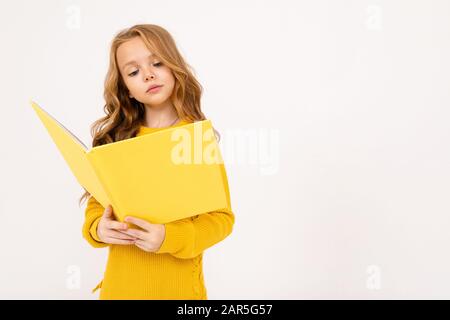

{"left": 90, "top": 216, "right": 103, "bottom": 243}
{"left": 83, "top": 214, "right": 109, "bottom": 248}
{"left": 155, "top": 220, "right": 193, "bottom": 256}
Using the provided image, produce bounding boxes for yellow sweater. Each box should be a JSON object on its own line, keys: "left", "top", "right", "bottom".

{"left": 82, "top": 120, "right": 235, "bottom": 300}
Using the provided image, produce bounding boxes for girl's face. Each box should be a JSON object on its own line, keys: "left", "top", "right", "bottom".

{"left": 116, "top": 37, "right": 175, "bottom": 108}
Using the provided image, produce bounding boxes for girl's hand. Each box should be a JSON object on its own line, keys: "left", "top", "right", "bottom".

{"left": 120, "top": 216, "right": 166, "bottom": 253}
{"left": 97, "top": 205, "right": 137, "bottom": 245}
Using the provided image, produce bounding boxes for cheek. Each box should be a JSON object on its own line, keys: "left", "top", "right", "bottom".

{"left": 124, "top": 78, "right": 141, "bottom": 93}
{"left": 160, "top": 68, "right": 175, "bottom": 82}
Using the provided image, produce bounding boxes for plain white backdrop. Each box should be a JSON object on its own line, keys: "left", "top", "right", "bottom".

{"left": 1, "top": 0, "right": 450, "bottom": 299}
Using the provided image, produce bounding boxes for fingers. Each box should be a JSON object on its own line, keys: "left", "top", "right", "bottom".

{"left": 121, "top": 228, "right": 146, "bottom": 240}
{"left": 105, "top": 220, "right": 128, "bottom": 231}
{"left": 106, "top": 229, "right": 137, "bottom": 241}
{"left": 134, "top": 240, "right": 149, "bottom": 252}
{"left": 100, "top": 228, "right": 137, "bottom": 245}
{"left": 103, "top": 237, "right": 136, "bottom": 245}
{"left": 124, "top": 216, "right": 151, "bottom": 230}
{"left": 101, "top": 205, "right": 129, "bottom": 231}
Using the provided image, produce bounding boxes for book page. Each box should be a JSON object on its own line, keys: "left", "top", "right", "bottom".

{"left": 37, "top": 104, "right": 89, "bottom": 151}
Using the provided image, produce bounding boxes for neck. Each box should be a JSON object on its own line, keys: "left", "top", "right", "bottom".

{"left": 143, "top": 101, "right": 179, "bottom": 128}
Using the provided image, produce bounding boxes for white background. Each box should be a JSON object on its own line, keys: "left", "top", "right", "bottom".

{"left": 1, "top": 0, "right": 449, "bottom": 299}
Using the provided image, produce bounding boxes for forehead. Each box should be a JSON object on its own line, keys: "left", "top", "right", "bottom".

{"left": 116, "top": 37, "right": 156, "bottom": 69}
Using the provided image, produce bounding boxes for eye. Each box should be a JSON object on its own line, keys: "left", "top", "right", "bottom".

{"left": 127, "top": 62, "right": 161, "bottom": 77}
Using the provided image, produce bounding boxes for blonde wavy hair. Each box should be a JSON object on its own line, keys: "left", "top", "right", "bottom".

{"left": 78, "top": 24, "right": 220, "bottom": 207}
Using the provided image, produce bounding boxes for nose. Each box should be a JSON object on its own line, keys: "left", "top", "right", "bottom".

{"left": 144, "top": 70, "right": 155, "bottom": 81}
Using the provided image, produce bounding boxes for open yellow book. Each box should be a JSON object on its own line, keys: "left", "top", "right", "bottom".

{"left": 30, "top": 100, "right": 231, "bottom": 224}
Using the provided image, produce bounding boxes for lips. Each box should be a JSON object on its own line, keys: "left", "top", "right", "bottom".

{"left": 147, "top": 85, "right": 163, "bottom": 93}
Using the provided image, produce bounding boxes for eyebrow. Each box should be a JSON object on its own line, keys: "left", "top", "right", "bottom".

{"left": 121, "top": 54, "right": 155, "bottom": 70}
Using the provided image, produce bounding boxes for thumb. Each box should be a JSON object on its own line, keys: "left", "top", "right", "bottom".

{"left": 103, "top": 205, "right": 113, "bottom": 218}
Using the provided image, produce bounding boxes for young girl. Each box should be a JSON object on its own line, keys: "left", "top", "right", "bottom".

{"left": 78, "top": 24, "right": 235, "bottom": 300}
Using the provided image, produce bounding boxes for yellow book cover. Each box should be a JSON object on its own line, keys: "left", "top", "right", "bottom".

{"left": 30, "top": 100, "right": 231, "bottom": 224}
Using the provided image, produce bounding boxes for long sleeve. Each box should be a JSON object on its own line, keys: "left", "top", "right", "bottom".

{"left": 82, "top": 195, "right": 109, "bottom": 248}
{"left": 155, "top": 163, "right": 235, "bottom": 259}
{"left": 155, "top": 207, "right": 235, "bottom": 259}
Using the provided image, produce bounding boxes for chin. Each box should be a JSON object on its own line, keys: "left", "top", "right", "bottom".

{"left": 142, "top": 97, "right": 168, "bottom": 106}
